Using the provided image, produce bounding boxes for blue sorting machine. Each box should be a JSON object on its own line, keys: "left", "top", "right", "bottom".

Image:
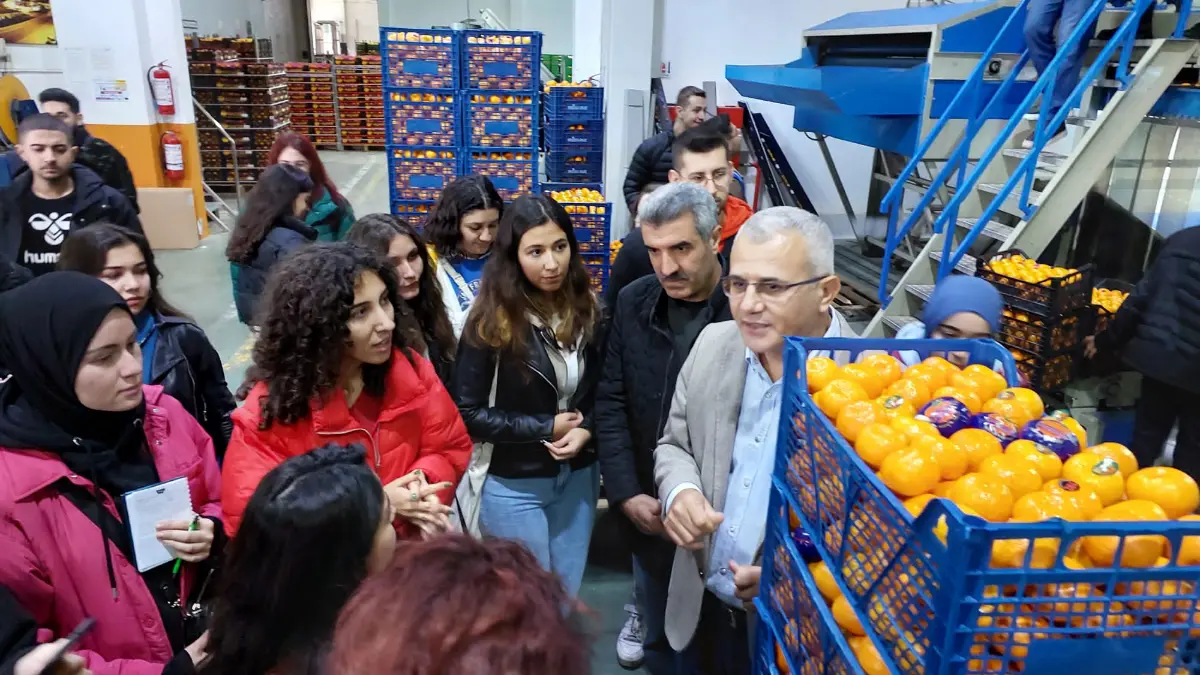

{"left": 726, "top": 1, "right": 1036, "bottom": 156}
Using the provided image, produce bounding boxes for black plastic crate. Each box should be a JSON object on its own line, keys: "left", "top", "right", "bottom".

{"left": 997, "top": 304, "right": 1094, "bottom": 358}
{"left": 976, "top": 250, "right": 1094, "bottom": 317}
{"left": 1093, "top": 279, "right": 1135, "bottom": 334}
{"left": 1007, "top": 343, "right": 1075, "bottom": 391}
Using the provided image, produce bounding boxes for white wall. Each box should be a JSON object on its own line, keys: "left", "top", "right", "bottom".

{"left": 179, "top": 0, "right": 263, "bottom": 36}
{"left": 309, "top": 0, "right": 381, "bottom": 54}
{"left": 376, "top": 0, "right": 573, "bottom": 54}
{"left": 8, "top": 46, "right": 66, "bottom": 105}
{"left": 511, "top": 0, "right": 573, "bottom": 55}
{"left": 658, "top": 0, "right": 896, "bottom": 219}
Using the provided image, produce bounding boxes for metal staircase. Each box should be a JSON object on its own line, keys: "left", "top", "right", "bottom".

{"left": 866, "top": 0, "right": 1198, "bottom": 336}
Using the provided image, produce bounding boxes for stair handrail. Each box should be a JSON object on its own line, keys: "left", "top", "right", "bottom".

{"left": 938, "top": 0, "right": 1156, "bottom": 278}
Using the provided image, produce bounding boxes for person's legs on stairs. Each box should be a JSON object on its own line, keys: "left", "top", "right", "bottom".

{"left": 1047, "top": 0, "right": 1097, "bottom": 120}
{"left": 1131, "top": 376, "right": 1183, "bottom": 471}
{"left": 1025, "top": 0, "right": 1067, "bottom": 75}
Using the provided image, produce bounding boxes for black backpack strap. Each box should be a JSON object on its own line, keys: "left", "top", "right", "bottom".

{"left": 55, "top": 480, "right": 136, "bottom": 563}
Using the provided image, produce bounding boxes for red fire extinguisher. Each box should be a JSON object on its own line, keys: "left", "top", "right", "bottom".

{"left": 148, "top": 61, "right": 176, "bottom": 116}
{"left": 161, "top": 131, "right": 184, "bottom": 180}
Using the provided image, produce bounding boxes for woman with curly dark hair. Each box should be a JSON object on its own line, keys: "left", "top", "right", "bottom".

{"left": 226, "top": 163, "right": 317, "bottom": 325}
{"left": 450, "top": 195, "right": 603, "bottom": 596}
{"left": 345, "top": 214, "right": 456, "bottom": 384}
{"left": 57, "top": 223, "right": 237, "bottom": 459}
{"left": 329, "top": 536, "right": 590, "bottom": 675}
{"left": 422, "top": 175, "right": 503, "bottom": 337}
{"left": 221, "top": 242, "right": 472, "bottom": 538}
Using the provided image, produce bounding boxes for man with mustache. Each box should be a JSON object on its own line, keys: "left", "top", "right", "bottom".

{"left": 595, "top": 182, "right": 730, "bottom": 673}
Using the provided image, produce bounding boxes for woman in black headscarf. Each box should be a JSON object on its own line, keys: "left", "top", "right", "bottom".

{"left": 0, "top": 272, "right": 221, "bottom": 675}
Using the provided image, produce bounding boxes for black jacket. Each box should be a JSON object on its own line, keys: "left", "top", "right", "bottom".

{"left": 0, "top": 164, "right": 142, "bottom": 269}
{"left": 6, "top": 127, "right": 139, "bottom": 212}
{"left": 604, "top": 227, "right": 655, "bottom": 310}
{"left": 0, "top": 585, "right": 36, "bottom": 675}
{"left": 451, "top": 320, "right": 606, "bottom": 479}
{"left": 1096, "top": 226, "right": 1200, "bottom": 393}
{"left": 594, "top": 274, "right": 730, "bottom": 552}
{"left": 152, "top": 317, "right": 237, "bottom": 460}
{"left": 622, "top": 130, "right": 675, "bottom": 213}
{"left": 0, "top": 257, "right": 29, "bottom": 293}
{"left": 232, "top": 216, "right": 317, "bottom": 325}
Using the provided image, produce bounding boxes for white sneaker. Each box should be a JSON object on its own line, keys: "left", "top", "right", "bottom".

{"left": 1022, "top": 123, "right": 1068, "bottom": 149}
{"left": 616, "top": 604, "right": 645, "bottom": 669}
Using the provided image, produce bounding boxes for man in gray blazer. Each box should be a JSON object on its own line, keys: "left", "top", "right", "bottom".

{"left": 653, "top": 206, "right": 856, "bottom": 674}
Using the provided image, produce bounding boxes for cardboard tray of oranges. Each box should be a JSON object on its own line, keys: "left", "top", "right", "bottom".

{"left": 769, "top": 335, "right": 1200, "bottom": 675}
{"left": 977, "top": 250, "right": 1094, "bottom": 317}
{"left": 1093, "top": 279, "right": 1134, "bottom": 334}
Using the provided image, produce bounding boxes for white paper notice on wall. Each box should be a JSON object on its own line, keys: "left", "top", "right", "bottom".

{"left": 94, "top": 80, "right": 129, "bottom": 102}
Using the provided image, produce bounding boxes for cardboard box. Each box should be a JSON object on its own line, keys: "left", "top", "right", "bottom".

{"left": 137, "top": 187, "right": 201, "bottom": 250}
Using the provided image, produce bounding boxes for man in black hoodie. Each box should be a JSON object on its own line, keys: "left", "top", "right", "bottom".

{"left": 1, "top": 114, "right": 141, "bottom": 278}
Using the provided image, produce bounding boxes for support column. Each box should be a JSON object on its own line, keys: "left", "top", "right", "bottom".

{"left": 599, "top": 0, "right": 655, "bottom": 239}
{"left": 573, "top": 0, "right": 602, "bottom": 80}
{"left": 49, "top": 0, "right": 208, "bottom": 235}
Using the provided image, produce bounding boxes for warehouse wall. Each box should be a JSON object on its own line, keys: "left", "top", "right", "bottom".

{"left": 179, "top": 0, "right": 263, "bottom": 36}
{"left": 657, "top": 0, "right": 897, "bottom": 224}
{"left": 376, "top": 0, "right": 572, "bottom": 53}
{"left": 309, "top": 0, "right": 382, "bottom": 54}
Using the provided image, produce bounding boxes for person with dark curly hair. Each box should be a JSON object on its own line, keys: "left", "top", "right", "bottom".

{"left": 221, "top": 242, "right": 472, "bottom": 538}
{"left": 422, "top": 175, "right": 503, "bottom": 337}
{"left": 328, "top": 535, "right": 591, "bottom": 675}
{"left": 450, "top": 195, "right": 604, "bottom": 596}
{"left": 58, "top": 223, "right": 237, "bottom": 460}
{"left": 345, "top": 214, "right": 456, "bottom": 385}
{"left": 198, "top": 443, "right": 395, "bottom": 675}
{"left": 225, "top": 163, "right": 318, "bottom": 325}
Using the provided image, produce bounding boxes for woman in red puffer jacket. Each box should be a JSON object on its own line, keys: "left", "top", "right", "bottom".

{"left": 222, "top": 243, "right": 472, "bottom": 538}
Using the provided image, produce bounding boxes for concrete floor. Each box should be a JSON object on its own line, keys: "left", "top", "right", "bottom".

{"left": 159, "top": 151, "right": 644, "bottom": 674}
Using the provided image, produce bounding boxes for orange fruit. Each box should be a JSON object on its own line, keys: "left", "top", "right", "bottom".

{"left": 832, "top": 595, "right": 865, "bottom": 635}
{"left": 837, "top": 400, "right": 885, "bottom": 445}
{"left": 1126, "top": 467, "right": 1200, "bottom": 519}
{"left": 806, "top": 356, "right": 840, "bottom": 393}
{"left": 840, "top": 363, "right": 886, "bottom": 399}
{"left": 934, "top": 503, "right": 982, "bottom": 544}
{"left": 931, "top": 386, "right": 983, "bottom": 414}
{"left": 932, "top": 481, "right": 956, "bottom": 498}
{"left": 903, "top": 493, "right": 937, "bottom": 517}
{"left": 1050, "top": 411, "right": 1088, "bottom": 449}
{"left": 891, "top": 415, "right": 940, "bottom": 440}
{"left": 903, "top": 364, "right": 946, "bottom": 393}
{"left": 948, "top": 371, "right": 992, "bottom": 404}
{"left": 950, "top": 428, "right": 1004, "bottom": 471}
{"left": 855, "top": 423, "right": 908, "bottom": 469}
{"left": 1175, "top": 515, "right": 1200, "bottom": 565}
{"left": 878, "top": 446, "right": 941, "bottom": 498}
{"left": 999, "top": 387, "right": 1045, "bottom": 419}
{"left": 946, "top": 473, "right": 1014, "bottom": 522}
{"left": 1043, "top": 478, "right": 1105, "bottom": 520}
{"left": 961, "top": 364, "right": 1008, "bottom": 400}
{"left": 1011, "top": 490, "right": 1083, "bottom": 521}
{"left": 912, "top": 433, "right": 968, "bottom": 481}
{"left": 1061, "top": 452, "right": 1125, "bottom": 506}
{"left": 982, "top": 396, "right": 1037, "bottom": 428}
{"left": 1005, "top": 439, "right": 1063, "bottom": 481}
{"left": 922, "top": 355, "right": 960, "bottom": 377}
{"left": 814, "top": 379, "right": 869, "bottom": 420}
{"left": 1083, "top": 500, "right": 1168, "bottom": 567}
{"left": 978, "top": 454, "right": 1043, "bottom": 498}
{"left": 883, "top": 377, "right": 931, "bottom": 409}
{"left": 877, "top": 394, "right": 915, "bottom": 421}
{"left": 1087, "top": 442, "right": 1138, "bottom": 479}
{"left": 860, "top": 353, "right": 904, "bottom": 389}
{"left": 991, "top": 536, "right": 1059, "bottom": 569}
{"left": 849, "top": 637, "right": 890, "bottom": 675}
{"left": 810, "top": 561, "right": 841, "bottom": 602}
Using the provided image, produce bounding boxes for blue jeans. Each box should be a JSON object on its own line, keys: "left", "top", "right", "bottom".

{"left": 479, "top": 463, "right": 599, "bottom": 596}
{"left": 632, "top": 544, "right": 676, "bottom": 675}
{"left": 1024, "top": 0, "right": 1095, "bottom": 119}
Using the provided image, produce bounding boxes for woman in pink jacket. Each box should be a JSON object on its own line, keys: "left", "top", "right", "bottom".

{"left": 0, "top": 273, "right": 219, "bottom": 675}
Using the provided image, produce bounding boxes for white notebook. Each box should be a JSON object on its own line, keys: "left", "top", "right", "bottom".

{"left": 123, "top": 477, "right": 194, "bottom": 573}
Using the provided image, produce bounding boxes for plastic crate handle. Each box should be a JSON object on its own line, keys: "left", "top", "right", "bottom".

{"left": 482, "top": 120, "right": 521, "bottom": 136}
{"left": 401, "top": 59, "right": 444, "bottom": 75}
{"left": 480, "top": 62, "right": 521, "bottom": 77}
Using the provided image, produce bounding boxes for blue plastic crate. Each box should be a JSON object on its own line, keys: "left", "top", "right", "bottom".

{"left": 384, "top": 89, "right": 461, "bottom": 147}
{"left": 544, "top": 86, "right": 603, "bottom": 119}
{"left": 464, "top": 91, "right": 539, "bottom": 147}
{"left": 758, "top": 491, "right": 865, "bottom": 675}
{"left": 465, "top": 148, "right": 538, "bottom": 202}
{"left": 546, "top": 149, "right": 602, "bottom": 182}
{"left": 391, "top": 200, "right": 436, "bottom": 223}
{"left": 544, "top": 118, "right": 603, "bottom": 152}
{"left": 387, "top": 146, "right": 462, "bottom": 202}
{"left": 579, "top": 253, "right": 609, "bottom": 293}
{"left": 774, "top": 336, "right": 1200, "bottom": 675}
{"left": 462, "top": 29, "right": 542, "bottom": 91}
{"left": 381, "top": 27, "right": 460, "bottom": 89}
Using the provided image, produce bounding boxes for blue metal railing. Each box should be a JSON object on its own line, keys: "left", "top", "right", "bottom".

{"left": 878, "top": 0, "right": 1189, "bottom": 304}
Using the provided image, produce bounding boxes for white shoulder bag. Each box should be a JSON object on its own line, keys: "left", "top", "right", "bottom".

{"left": 450, "top": 361, "right": 498, "bottom": 538}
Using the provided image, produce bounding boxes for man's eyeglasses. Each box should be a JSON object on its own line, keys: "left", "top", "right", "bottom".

{"left": 720, "top": 275, "right": 828, "bottom": 299}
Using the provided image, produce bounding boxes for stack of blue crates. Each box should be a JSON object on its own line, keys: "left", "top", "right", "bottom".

{"left": 544, "top": 86, "right": 603, "bottom": 183}
{"left": 461, "top": 29, "right": 542, "bottom": 203}
{"left": 381, "top": 27, "right": 464, "bottom": 220}
{"left": 543, "top": 181, "right": 611, "bottom": 293}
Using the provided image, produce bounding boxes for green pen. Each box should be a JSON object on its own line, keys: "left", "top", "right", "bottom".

{"left": 172, "top": 514, "right": 199, "bottom": 575}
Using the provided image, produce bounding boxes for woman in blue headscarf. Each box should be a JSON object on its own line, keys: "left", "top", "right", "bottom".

{"left": 894, "top": 275, "right": 1003, "bottom": 367}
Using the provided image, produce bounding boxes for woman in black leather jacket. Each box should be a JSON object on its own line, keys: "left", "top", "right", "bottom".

{"left": 58, "top": 224, "right": 236, "bottom": 460}
{"left": 450, "top": 195, "right": 604, "bottom": 597}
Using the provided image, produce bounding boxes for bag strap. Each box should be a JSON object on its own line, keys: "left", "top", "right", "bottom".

{"left": 452, "top": 358, "right": 499, "bottom": 533}
{"left": 57, "top": 480, "right": 136, "bottom": 563}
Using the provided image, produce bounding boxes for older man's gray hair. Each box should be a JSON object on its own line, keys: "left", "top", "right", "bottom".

{"left": 735, "top": 206, "right": 835, "bottom": 277}
{"left": 636, "top": 182, "right": 719, "bottom": 242}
